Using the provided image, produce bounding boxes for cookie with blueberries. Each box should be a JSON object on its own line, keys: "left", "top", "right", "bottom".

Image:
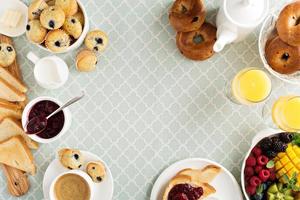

{"left": 26, "top": 20, "right": 47, "bottom": 44}
{"left": 58, "top": 148, "right": 83, "bottom": 170}
{"left": 84, "top": 30, "right": 108, "bottom": 53}
{"left": 45, "top": 29, "right": 70, "bottom": 53}
{"left": 62, "top": 16, "right": 82, "bottom": 39}
{"left": 86, "top": 161, "right": 106, "bottom": 183}
{"left": 0, "top": 43, "right": 16, "bottom": 67}
{"left": 40, "top": 6, "right": 65, "bottom": 30}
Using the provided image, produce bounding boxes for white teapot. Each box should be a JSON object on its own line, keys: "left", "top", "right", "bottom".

{"left": 213, "top": 0, "right": 269, "bottom": 52}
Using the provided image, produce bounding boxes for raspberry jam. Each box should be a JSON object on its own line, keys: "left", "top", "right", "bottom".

{"left": 27, "top": 100, "right": 64, "bottom": 139}
{"left": 168, "top": 184, "right": 203, "bottom": 200}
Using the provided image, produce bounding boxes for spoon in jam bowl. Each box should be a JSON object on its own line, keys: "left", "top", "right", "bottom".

{"left": 25, "top": 92, "right": 85, "bottom": 135}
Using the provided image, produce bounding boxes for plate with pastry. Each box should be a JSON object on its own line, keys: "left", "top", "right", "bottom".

{"left": 43, "top": 148, "right": 113, "bottom": 200}
{"left": 151, "top": 158, "right": 243, "bottom": 200}
{"left": 0, "top": 0, "right": 28, "bottom": 37}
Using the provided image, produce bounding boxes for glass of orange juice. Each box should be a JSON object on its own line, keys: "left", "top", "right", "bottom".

{"left": 264, "top": 95, "right": 300, "bottom": 132}
{"left": 226, "top": 68, "right": 272, "bottom": 105}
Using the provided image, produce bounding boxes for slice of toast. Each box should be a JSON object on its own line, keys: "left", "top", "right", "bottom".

{"left": 0, "top": 136, "right": 36, "bottom": 175}
{"left": 178, "top": 165, "right": 221, "bottom": 183}
{"left": 0, "top": 118, "right": 38, "bottom": 149}
{"left": 0, "top": 103, "right": 22, "bottom": 119}
{"left": 0, "top": 67, "right": 27, "bottom": 93}
{"left": 162, "top": 175, "right": 216, "bottom": 200}
{"left": 0, "top": 99, "right": 22, "bottom": 109}
{"left": 0, "top": 77, "right": 25, "bottom": 102}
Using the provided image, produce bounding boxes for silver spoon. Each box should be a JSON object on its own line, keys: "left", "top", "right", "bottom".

{"left": 26, "top": 92, "right": 85, "bottom": 135}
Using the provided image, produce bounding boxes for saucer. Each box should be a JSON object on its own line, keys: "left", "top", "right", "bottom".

{"left": 150, "top": 158, "right": 243, "bottom": 200}
{"left": 43, "top": 150, "right": 114, "bottom": 200}
{"left": 0, "top": 0, "right": 28, "bottom": 37}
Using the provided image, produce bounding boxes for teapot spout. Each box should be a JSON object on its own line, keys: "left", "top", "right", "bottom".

{"left": 213, "top": 30, "right": 237, "bottom": 52}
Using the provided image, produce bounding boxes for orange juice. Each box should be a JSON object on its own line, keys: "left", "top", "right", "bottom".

{"left": 231, "top": 68, "right": 271, "bottom": 104}
{"left": 272, "top": 96, "right": 300, "bottom": 131}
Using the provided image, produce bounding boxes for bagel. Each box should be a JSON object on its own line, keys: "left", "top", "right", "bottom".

{"left": 176, "top": 22, "right": 216, "bottom": 61}
{"left": 169, "top": 0, "right": 206, "bottom": 32}
{"left": 265, "top": 36, "right": 300, "bottom": 74}
{"left": 276, "top": 1, "right": 300, "bottom": 46}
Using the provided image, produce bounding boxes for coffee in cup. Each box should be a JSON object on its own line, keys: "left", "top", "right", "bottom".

{"left": 54, "top": 173, "right": 91, "bottom": 200}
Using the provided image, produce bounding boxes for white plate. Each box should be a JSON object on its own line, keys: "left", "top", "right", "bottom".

{"left": 0, "top": 0, "right": 28, "bottom": 37}
{"left": 150, "top": 158, "right": 243, "bottom": 200}
{"left": 43, "top": 150, "right": 114, "bottom": 200}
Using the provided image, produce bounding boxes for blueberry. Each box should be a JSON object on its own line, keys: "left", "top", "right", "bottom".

{"left": 96, "top": 177, "right": 102, "bottom": 182}
{"left": 0, "top": 46, "right": 2, "bottom": 51}
{"left": 78, "top": 164, "right": 82, "bottom": 168}
{"left": 67, "top": 167, "right": 73, "bottom": 170}
{"left": 71, "top": 19, "right": 76, "bottom": 23}
{"left": 7, "top": 46, "right": 13, "bottom": 52}
{"left": 95, "top": 37, "right": 103, "bottom": 44}
{"left": 93, "top": 46, "right": 98, "bottom": 51}
{"left": 191, "top": 16, "right": 198, "bottom": 23}
{"left": 92, "top": 167, "right": 95, "bottom": 170}
{"left": 74, "top": 154, "right": 79, "bottom": 160}
{"left": 48, "top": 20, "right": 55, "bottom": 29}
{"left": 26, "top": 24, "right": 30, "bottom": 31}
{"left": 54, "top": 41, "right": 61, "bottom": 47}
{"left": 95, "top": 61, "right": 98, "bottom": 65}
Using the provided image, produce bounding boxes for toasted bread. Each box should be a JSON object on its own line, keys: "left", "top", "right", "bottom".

{"left": 0, "top": 99, "right": 22, "bottom": 109}
{"left": 0, "top": 118, "right": 38, "bottom": 149}
{"left": 0, "top": 103, "right": 22, "bottom": 119}
{"left": 0, "top": 67, "right": 27, "bottom": 93}
{"left": 178, "top": 165, "right": 221, "bottom": 183}
{"left": 0, "top": 77, "right": 25, "bottom": 102}
{"left": 162, "top": 175, "right": 216, "bottom": 200}
{"left": 0, "top": 136, "right": 36, "bottom": 175}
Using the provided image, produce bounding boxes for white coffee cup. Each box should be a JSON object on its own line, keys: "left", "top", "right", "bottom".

{"left": 49, "top": 170, "right": 94, "bottom": 200}
{"left": 27, "top": 51, "right": 69, "bottom": 90}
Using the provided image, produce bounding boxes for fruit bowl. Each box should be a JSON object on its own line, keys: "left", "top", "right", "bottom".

{"left": 241, "top": 129, "right": 300, "bottom": 200}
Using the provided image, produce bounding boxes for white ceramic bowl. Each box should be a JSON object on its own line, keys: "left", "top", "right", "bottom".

{"left": 35, "top": 0, "right": 89, "bottom": 54}
{"left": 49, "top": 170, "right": 94, "bottom": 200}
{"left": 241, "top": 128, "right": 281, "bottom": 200}
{"left": 21, "top": 96, "right": 72, "bottom": 144}
{"left": 259, "top": 3, "right": 300, "bottom": 85}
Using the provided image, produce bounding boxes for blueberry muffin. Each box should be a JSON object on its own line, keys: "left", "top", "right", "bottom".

{"left": 40, "top": 6, "right": 65, "bottom": 30}
{"left": 0, "top": 43, "right": 16, "bottom": 67}
{"left": 55, "top": 0, "right": 78, "bottom": 16}
{"left": 86, "top": 161, "right": 106, "bottom": 183}
{"left": 62, "top": 16, "right": 82, "bottom": 39}
{"left": 26, "top": 20, "right": 47, "bottom": 44}
{"left": 58, "top": 148, "right": 83, "bottom": 170}
{"left": 84, "top": 30, "right": 108, "bottom": 53}
{"left": 73, "top": 11, "right": 84, "bottom": 25}
{"left": 76, "top": 49, "right": 97, "bottom": 72}
{"left": 45, "top": 29, "right": 70, "bottom": 52}
{"left": 28, "top": 0, "right": 48, "bottom": 20}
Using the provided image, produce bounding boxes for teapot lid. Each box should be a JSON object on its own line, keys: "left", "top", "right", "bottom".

{"left": 224, "top": 0, "right": 269, "bottom": 27}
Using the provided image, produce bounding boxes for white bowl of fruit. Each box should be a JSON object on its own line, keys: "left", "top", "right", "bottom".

{"left": 242, "top": 129, "right": 300, "bottom": 200}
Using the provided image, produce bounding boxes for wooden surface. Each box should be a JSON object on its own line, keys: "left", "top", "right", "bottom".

{"left": 0, "top": 34, "right": 30, "bottom": 197}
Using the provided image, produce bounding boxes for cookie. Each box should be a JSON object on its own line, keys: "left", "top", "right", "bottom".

{"left": 73, "top": 11, "right": 84, "bottom": 25}
{"left": 76, "top": 49, "right": 97, "bottom": 72}
{"left": 40, "top": 6, "right": 65, "bottom": 30}
{"left": 28, "top": 0, "right": 48, "bottom": 20}
{"left": 45, "top": 29, "right": 70, "bottom": 52}
{"left": 55, "top": 0, "right": 78, "bottom": 16}
{"left": 0, "top": 43, "right": 16, "bottom": 67}
{"left": 58, "top": 148, "right": 83, "bottom": 170}
{"left": 86, "top": 161, "right": 106, "bottom": 183}
{"left": 26, "top": 20, "right": 47, "bottom": 44}
{"left": 62, "top": 16, "right": 82, "bottom": 39}
{"left": 84, "top": 30, "right": 108, "bottom": 52}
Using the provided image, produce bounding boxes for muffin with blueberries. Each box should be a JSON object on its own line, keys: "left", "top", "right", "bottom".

{"left": 55, "top": 0, "right": 78, "bottom": 16}
{"left": 40, "top": 6, "right": 65, "bottom": 30}
{"left": 45, "top": 29, "right": 70, "bottom": 53}
{"left": 28, "top": 0, "right": 48, "bottom": 20}
{"left": 84, "top": 30, "right": 108, "bottom": 53}
{"left": 0, "top": 43, "right": 16, "bottom": 67}
{"left": 76, "top": 49, "right": 97, "bottom": 72}
{"left": 58, "top": 148, "right": 83, "bottom": 170}
{"left": 62, "top": 16, "right": 82, "bottom": 39}
{"left": 26, "top": 20, "right": 47, "bottom": 44}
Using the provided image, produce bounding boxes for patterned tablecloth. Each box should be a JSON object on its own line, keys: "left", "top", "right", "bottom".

{"left": 1, "top": 0, "right": 300, "bottom": 199}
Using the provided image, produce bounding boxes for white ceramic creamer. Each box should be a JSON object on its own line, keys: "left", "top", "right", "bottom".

{"left": 213, "top": 0, "right": 269, "bottom": 52}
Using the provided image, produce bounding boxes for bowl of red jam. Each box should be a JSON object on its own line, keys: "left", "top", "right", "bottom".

{"left": 22, "top": 96, "right": 71, "bottom": 143}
